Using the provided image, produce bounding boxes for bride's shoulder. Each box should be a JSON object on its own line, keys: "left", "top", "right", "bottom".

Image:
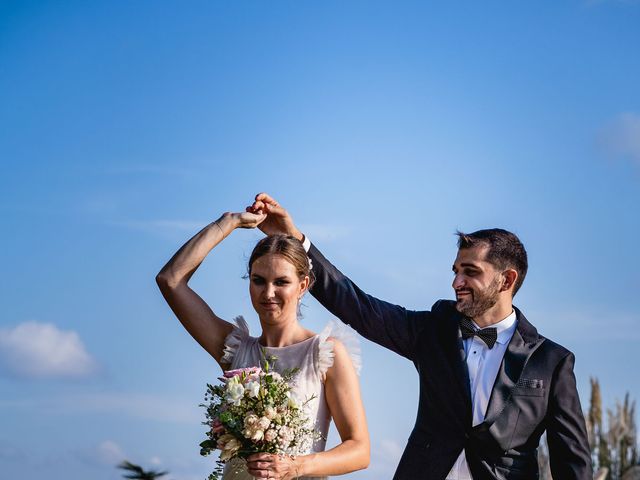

{"left": 316, "top": 321, "right": 362, "bottom": 380}
{"left": 221, "top": 316, "right": 253, "bottom": 365}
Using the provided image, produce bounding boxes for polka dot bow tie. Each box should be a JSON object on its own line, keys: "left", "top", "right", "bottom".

{"left": 459, "top": 317, "right": 498, "bottom": 349}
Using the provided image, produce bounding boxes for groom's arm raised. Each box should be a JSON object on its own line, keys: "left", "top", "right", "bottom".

{"left": 250, "top": 193, "right": 425, "bottom": 360}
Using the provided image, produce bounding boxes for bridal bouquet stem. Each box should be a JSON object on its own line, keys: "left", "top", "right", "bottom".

{"left": 200, "top": 362, "right": 319, "bottom": 480}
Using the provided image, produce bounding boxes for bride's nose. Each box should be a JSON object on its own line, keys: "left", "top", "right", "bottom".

{"left": 264, "top": 283, "right": 276, "bottom": 298}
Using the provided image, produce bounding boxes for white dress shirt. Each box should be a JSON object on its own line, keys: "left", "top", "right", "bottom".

{"left": 446, "top": 310, "right": 517, "bottom": 480}
{"left": 301, "top": 235, "right": 518, "bottom": 480}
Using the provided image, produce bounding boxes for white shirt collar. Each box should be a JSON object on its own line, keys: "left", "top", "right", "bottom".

{"left": 471, "top": 309, "right": 517, "bottom": 345}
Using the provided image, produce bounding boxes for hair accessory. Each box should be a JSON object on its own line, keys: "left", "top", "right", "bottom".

{"left": 307, "top": 256, "right": 313, "bottom": 272}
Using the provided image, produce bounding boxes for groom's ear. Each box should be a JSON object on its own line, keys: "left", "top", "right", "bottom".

{"left": 501, "top": 269, "right": 518, "bottom": 294}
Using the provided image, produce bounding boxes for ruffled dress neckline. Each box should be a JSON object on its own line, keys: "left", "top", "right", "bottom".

{"left": 257, "top": 333, "right": 317, "bottom": 350}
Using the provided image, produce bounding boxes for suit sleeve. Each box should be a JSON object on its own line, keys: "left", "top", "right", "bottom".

{"left": 307, "top": 243, "right": 426, "bottom": 361}
{"left": 546, "top": 351, "right": 593, "bottom": 480}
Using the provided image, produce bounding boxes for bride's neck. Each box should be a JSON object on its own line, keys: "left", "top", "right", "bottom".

{"left": 258, "top": 317, "right": 309, "bottom": 347}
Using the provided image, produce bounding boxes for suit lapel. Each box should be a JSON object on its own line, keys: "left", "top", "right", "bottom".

{"left": 443, "top": 310, "right": 472, "bottom": 417}
{"left": 483, "top": 307, "right": 544, "bottom": 424}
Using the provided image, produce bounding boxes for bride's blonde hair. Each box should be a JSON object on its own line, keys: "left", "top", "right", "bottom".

{"left": 248, "top": 235, "right": 315, "bottom": 288}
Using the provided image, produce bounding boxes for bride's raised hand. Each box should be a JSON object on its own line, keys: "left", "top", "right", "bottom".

{"left": 228, "top": 210, "right": 267, "bottom": 229}
{"left": 246, "top": 192, "right": 303, "bottom": 240}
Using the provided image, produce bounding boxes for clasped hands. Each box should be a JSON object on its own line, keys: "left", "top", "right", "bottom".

{"left": 231, "top": 193, "right": 302, "bottom": 240}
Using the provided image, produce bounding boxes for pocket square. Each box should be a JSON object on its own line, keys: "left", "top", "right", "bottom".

{"left": 516, "top": 378, "right": 543, "bottom": 389}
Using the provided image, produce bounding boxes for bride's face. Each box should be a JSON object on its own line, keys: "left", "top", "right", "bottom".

{"left": 249, "top": 254, "right": 309, "bottom": 324}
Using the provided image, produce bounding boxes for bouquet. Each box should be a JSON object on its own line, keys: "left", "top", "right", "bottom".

{"left": 200, "top": 362, "right": 319, "bottom": 480}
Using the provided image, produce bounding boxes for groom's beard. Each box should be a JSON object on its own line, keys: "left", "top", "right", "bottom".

{"left": 455, "top": 276, "right": 501, "bottom": 319}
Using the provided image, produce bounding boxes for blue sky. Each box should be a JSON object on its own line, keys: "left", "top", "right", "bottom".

{"left": 1, "top": 1, "right": 639, "bottom": 479}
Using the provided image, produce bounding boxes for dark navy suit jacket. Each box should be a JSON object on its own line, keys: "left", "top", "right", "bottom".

{"left": 308, "top": 243, "right": 592, "bottom": 480}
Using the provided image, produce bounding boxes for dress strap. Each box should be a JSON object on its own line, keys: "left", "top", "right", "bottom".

{"left": 317, "top": 321, "right": 362, "bottom": 380}
{"left": 221, "top": 316, "right": 250, "bottom": 365}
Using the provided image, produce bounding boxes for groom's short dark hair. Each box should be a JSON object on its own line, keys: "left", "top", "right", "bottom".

{"left": 456, "top": 228, "right": 528, "bottom": 296}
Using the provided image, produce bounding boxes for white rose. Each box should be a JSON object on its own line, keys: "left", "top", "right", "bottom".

{"left": 225, "top": 382, "right": 245, "bottom": 406}
{"left": 244, "top": 380, "right": 260, "bottom": 398}
{"left": 257, "top": 416, "right": 271, "bottom": 430}
{"left": 264, "top": 428, "right": 278, "bottom": 443}
{"left": 264, "top": 406, "right": 277, "bottom": 420}
{"left": 244, "top": 413, "right": 259, "bottom": 426}
{"left": 278, "top": 426, "right": 293, "bottom": 448}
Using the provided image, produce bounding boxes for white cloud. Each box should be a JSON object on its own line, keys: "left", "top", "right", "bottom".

{"left": 96, "top": 440, "right": 126, "bottom": 465}
{"left": 0, "top": 322, "right": 98, "bottom": 379}
{"left": 377, "top": 439, "right": 404, "bottom": 463}
{"left": 0, "top": 440, "right": 24, "bottom": 460}
{"left": 368, "top": 438, "right": 404, "bottom": 476}
{"left": 0, "top": 391, "right": 201, "bottom": 423}
{"left": 527, "top": 307, "right": 640, "bottom": 341}
{"left": 109, "top": 219, "right": 206, "bottom": 233}
{"left": 75, "top": 439, "right": 127, "bottom": 469}
{"left": 70, "top": 392, "right": 201, "bottom": 423}
{"left": 598, "top": 112, "right": 640, "bottom": 165}
{"left": 149, "top": 456, "right": 163, "bottom": 466}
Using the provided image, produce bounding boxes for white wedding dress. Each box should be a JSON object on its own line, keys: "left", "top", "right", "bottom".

{"left": 220, "top": 316, "right": 361, "bottom": 480}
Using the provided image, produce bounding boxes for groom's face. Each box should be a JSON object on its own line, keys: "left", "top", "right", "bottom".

{"left": 452, "top": 245, "right": 504, "bottom": 318}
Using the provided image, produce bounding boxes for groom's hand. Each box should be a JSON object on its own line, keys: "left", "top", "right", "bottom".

{"left": 247, "top": 193, "right": 303, "bottom": 240}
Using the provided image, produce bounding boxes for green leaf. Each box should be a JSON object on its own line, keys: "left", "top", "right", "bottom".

{"left": 200, "top": 439, "right": 217, "bottom": 449}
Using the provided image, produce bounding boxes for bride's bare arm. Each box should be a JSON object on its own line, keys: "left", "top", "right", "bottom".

{"left": 302, "top": 338, "right": 370, "bottom": 475}
{"left": 247, "top": 339, "right": 370, "bottom": 479}
{"left": 156, "top": 211, "right": 265, "bottom": 366}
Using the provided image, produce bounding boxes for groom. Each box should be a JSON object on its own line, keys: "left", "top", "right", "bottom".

{"left": 249, "top": 193, "right": 592, "bottom": 480}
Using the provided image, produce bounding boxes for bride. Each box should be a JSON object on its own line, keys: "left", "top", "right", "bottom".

{"left": 156, "top": 208, "right": 369, "bottom": 479}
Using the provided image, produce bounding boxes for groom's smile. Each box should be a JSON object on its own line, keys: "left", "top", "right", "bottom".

{"left": 455, "top": 288, "right": 473, "bottom": 298}
{"left": 455, "top": 288, "right": 474, "bottom": 308}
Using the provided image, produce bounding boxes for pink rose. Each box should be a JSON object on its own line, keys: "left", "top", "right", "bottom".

{"left": 223, "top": 367, "right": 262, "bottom": 380}
{"left": 210, "top": 418, "right": 225, "bottom": 435}
{"left": 264, "top": 429, "right": 277, "bottom": 443}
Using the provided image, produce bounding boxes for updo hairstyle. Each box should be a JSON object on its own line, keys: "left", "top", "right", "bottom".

{"left": 248, "top": 235, "right": 315, "bottom": 288}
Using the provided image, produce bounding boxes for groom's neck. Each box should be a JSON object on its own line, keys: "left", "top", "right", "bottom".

{"left": 473, "top": 300, "right": 514, "bottom": 328}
